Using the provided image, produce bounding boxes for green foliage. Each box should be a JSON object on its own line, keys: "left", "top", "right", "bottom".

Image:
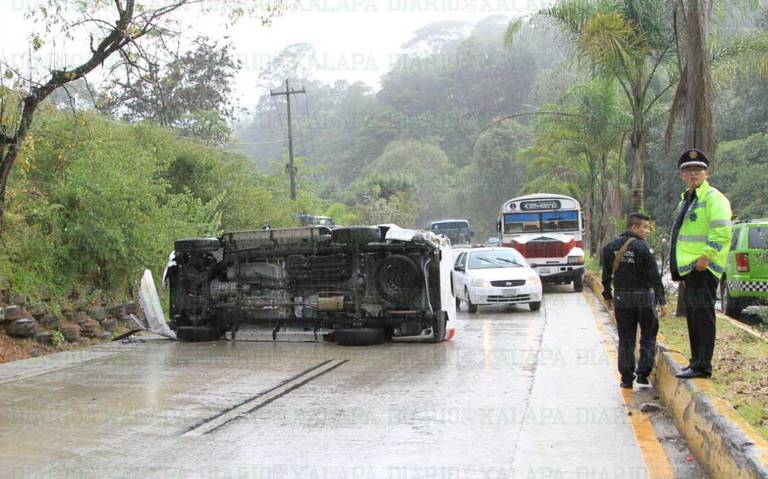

{"left": 0, "top": 108, "right": 330, "bottom": 303}
{"left": 715, "top": 133, "right": 768, "bottom": 219}
{"left": 50, "top": 329, "right": 65, "bottom": 349}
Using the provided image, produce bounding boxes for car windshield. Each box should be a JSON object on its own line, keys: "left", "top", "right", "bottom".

{"left": 749, "top": 227, "right": 768, "bottom": 249}
{"left": 468, "top": 250, "right": 526, "bottom": 269}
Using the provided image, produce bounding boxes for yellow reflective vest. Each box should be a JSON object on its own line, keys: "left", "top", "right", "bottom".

{"left": 673, "top": 180, "right": 732, "bottom": 279}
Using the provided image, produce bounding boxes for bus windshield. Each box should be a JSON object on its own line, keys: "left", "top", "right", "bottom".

{"left": 504, "top": 211, "right": 579, "bottom": 234}
{"left": 541, "top": 211, "right": 579, "bottom": 232}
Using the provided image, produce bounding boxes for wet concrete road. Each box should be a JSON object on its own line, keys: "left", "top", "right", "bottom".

{"left": 0, "top": 288, "right": 693, "bottom": 478}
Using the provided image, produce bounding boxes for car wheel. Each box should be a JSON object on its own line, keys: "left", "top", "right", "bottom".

{"left": 175, "top": 326, "right": 224, "bottom": 342}
{"left": 334, "top": 327, "right": 386, "bottom": 346}
{"left": 466, "top": 289, "right": 478, "bottom": 314}
{"left": 573, "top": 275, "right": 584, "bottom": 292}
{"left": 529, "top": 301, "right": 542, "bottom": 311}
{"left": 721, "top": 279, "right": 745, "bottom": 318}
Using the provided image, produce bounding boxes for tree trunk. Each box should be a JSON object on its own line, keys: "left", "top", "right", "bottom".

{"left": 597, "top": 153, "right": 609, "bottom": 248}
{"left": 682, "top": 0, "right": 715, "bottom": 159}
{"left": 0, "top": 147, "right": 15, "bottom": 222}
{"left": 675, "top": 0, "right": 715, "bottom": 316}
{"left": 0, "top": 95, "right": 42, "bottom": 230}
{"left": 629, "top": 128, "right": 645, "bottom": 212}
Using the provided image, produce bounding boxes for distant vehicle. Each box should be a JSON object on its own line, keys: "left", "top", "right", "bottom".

{"left": 721, "top": 219, "right": 768, "bottom": 317}
{"left": 452, "top": 247, "right": 542, "bottom": 313}
{"left": 496, "top": 194, "right": 585, "bottom": 291}
{"left": 166, "top": 225, "right": 455, "bottom": 345}
{"left": 298, "top": 214, "right": 335, "bottom": 228}
{"left": 428, "top": 219, "right": 473, "bottom": 246}
{"left": 484, "top": 237, "right": 501, "bottom": 247}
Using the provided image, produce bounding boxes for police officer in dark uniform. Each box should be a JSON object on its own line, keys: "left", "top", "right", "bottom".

{"left": 602, "top": 213, "right": 668, "bottom": 389}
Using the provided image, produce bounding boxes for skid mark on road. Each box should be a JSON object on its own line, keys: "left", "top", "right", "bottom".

{"left": 183, "top": 359, "right": 347, "bottom": 436}
{"left": 584, "top": 292, "right": 675, "bottom": 479}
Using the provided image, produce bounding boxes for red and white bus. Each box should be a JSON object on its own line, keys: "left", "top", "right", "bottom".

{"left": 496, "top": 193, "right": 585, "bottom": 291}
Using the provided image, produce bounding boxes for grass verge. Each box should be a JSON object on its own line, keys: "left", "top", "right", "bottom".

{"left": 659, "top": 309, "right": 768, "bottom": 441}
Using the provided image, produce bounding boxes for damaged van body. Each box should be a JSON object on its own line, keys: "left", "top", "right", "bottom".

{"left": 166, "top": 225, "right": 455, "bottom": 345}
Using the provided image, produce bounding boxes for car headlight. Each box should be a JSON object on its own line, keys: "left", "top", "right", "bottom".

{"left": 567, "top": 255, "right": 584, "bottom": 264}
{"left": 527, "top": 274, "right": 541, "bottom": 284}
{"left": 471, "top": 277, "right": 492, "bottom": 288}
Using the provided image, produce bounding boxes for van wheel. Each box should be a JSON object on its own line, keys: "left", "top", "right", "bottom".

{"left": 174, "top": 238, "right": 221, "bottom": 253}
{"left": 175, "top": 326, "right": 224, "bottom": 342}
{"left": 573, "top": 275, "right": 584, "bottom": 292}
{"left": 331, "top": 226, "right": 381, "bottom": 245}
{"left": 426, "top": 311, "right": 448, "bottom": 343}
{"left": 334, "top": 327, "right": 385, "bottom": 346}
{"left": 721, "top": 279, "right": 745, "bottom": 318}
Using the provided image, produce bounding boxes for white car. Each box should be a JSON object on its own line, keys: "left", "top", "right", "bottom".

{"left": 452, "top": 247, "right": 543, "bottom": 313}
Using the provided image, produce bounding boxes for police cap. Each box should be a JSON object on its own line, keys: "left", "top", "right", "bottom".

{"left": 678, "top": 148, "right": 709, "bottom": 170}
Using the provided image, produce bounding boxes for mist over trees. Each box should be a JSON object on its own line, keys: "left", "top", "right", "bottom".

{"left": 1, "top": 2, "right": 767, "bottom": 306}
{"left": 236, "top": 15, "right": 570, "bottom": 233}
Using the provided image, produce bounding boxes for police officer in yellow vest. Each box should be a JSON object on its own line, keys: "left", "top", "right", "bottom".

{"left": 670, "top": 148, "right": 732, "bottom": 379}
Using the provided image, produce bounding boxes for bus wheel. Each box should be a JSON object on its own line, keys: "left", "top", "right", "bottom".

{"left": 573, "top": 275, "right": 584, "bottom": 292}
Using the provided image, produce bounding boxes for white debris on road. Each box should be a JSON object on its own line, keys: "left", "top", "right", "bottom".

{"left": 138, "top": 269, "right": 177, "bottom": 339}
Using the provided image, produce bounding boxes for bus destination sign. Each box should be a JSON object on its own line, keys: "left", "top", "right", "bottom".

{"left": 520, "top": 200, "right": 561, "bottom": 211}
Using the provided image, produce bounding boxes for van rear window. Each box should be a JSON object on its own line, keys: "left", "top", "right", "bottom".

{"left": 748, "top": 227, "right": 768, "bottom": 249}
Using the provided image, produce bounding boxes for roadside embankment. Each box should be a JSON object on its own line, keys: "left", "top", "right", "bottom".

{"left": 0, "top": 292, "right": 141, "bottom": 363}
{"left": 584, "top": 271, "right": 768, "bottom": 478}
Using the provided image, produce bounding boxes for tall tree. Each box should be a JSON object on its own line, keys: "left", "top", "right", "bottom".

{"left": 518, "top": 79, "right": 626, "bottom": 252}
{"left": 665, "top": 1, "right": 768, "bottom": 160}
{"left": 507, "top": 0, "right": 677, "bottom": 211}
{"left": 101, "top": 37, "right": 242, "bottom": 145}
{"left": 0, "top": 0, "right": 281, "bottom": 228}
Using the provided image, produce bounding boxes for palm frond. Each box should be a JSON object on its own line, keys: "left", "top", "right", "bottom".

{"left": 541, "top": 0, "right": 610, "bottom": 37}
{"left": 711, "top": 32, "right": 768, "bottom": 82}
{"left": 577, "top": 11, "right": 643, "bottom": 75}
{"left": 503, "top": 18, "right": 525, "bottom": 47}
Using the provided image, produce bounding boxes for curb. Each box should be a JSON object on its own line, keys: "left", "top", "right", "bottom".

{"left": 654, "top": 347, "right": 768, "bottom": 479}
{"left": 584, "top": 270, "right": 768, "bottom": 478}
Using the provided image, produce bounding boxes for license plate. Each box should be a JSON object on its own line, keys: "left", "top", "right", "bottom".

{"left": 503, "top": 289, "right": 519, "bottom": 296}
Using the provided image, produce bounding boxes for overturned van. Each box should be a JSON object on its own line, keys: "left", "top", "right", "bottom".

{"left": 165, "top": 225, "right": 455, "bottom": 345}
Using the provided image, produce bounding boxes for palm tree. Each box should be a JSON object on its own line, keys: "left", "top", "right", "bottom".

{"left": 519, "top": 79, "right": 627, "bottom": 253}
{"left": 507, "top": 0, "right": 677, "bottom": 211}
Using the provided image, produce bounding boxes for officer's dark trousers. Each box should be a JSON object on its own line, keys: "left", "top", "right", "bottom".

{"left": 682, "top": 270, "right": 718, "bottom": 374}
{"left": 614, "top": 291, "right": 659, "bottom": 382}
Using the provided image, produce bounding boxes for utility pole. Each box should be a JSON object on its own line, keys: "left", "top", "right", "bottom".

{"left": 271, "top": 79, "right": 306, "bottom": 200}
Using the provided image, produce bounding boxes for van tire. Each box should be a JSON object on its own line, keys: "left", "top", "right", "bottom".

{"left": 331, "top": 227, "right": 381, "bottom": 245}
{"left": 175, "top": 326, "right": 224, "bottom": 342}
{"left": 426, "top": 311, "right": 448, "bottom": 343}
{"left": 334, "top": 327, "right": 386, "bottom": 346}
{"left": 174, "top": 238, "right": 221, "bottom": 253}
